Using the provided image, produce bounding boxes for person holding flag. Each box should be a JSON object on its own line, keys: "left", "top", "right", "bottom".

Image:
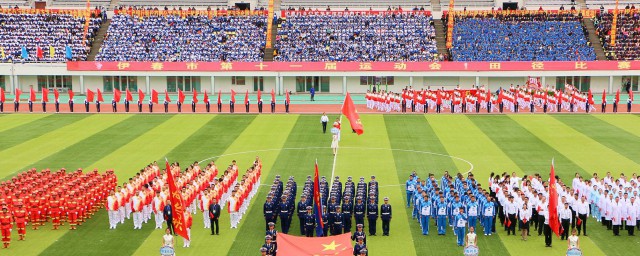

{"left": 545, "top": 159, "right": 561, "bottom": 247}
{"left": 113, "top": 88, "right": 121, "bottom": 112}
{"left": 628, "top": 91, "right": 633, "bottom": 113}
{"left": 341, "top": 92, "right": 364, "bottom": 135}
{"left": 177, "top": 89, "right": 185, "bottom": 113}
{"left": 41, "top": 87, "right": 49, "bottom": 113}
{"left": 257, "top": 90, "right": 263, "bottom": 113}
{"left": 192, "top": 90, "right": 198, "bottom": 113}
{"left": 285, "top": 91, "right": 290, "bottom": 113}
{"left": 163, "top": 160, "right": 190, "bottom": 241}
{"left": 230, "top": 89, "right": 236, "bottom": 113}
{"left": 204, "top": 91, "right": 210, "bottom": 113}
{"left": 244, "top": 90, "right": 250, "bottom": 113}
{"left": 85, "top": 89, "right": 94, "bottom": 112}
{"left": 125, "top": 89, "right": 132, "bottom": 112}
{"left": 150, "top": 89, "right": 159, "bottom": 113}
{"left": 613, "top": 89, "right": 620, "bottom": 113}
{"left": 601, "top": 89, "right": 607, "bottom": 113}
{"left": 217, "top": 90, "right": 222, "bottom": 112}
{"left": 0, "top": 87, "right": 4, "bottom": 112}
{"left": 270, "top": 89, "right": 276, "bottom": 113}
{"left": 68, "top": 89, "right": 74, "bottom": 112}
{"left": 313, "top": 160, "right": 325, "bottom": 237}
{"left": 96, "top": 89, "right": 104, "bottom": 113}
{"left": 164, "top": 90, "right": 170, "bottom": 113}
{"left": 137, "top": 89, "right": 145, "bottom": 112}
{"left": 13, "top": 88, "right": 21, "bottom": 112}
{"left": 29, "top": 87, "right": 35, "bottom": 112}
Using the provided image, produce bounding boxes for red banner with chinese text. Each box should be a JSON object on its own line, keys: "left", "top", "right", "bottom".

{"left": 165, "top": 161, "right": 190, "bottom": 241}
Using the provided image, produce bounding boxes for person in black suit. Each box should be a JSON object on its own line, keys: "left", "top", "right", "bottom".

{"left": 163, "top": 200, "right": 174, "bottom": 235}
{"left": 209, "top": 198, "right": 221, "bottom": 235}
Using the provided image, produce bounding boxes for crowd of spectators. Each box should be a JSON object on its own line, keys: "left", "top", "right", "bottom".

{"left": 595, "top": 9, "right": 640, "bottom": 60}
{"left": 96, "top": 13, "right": 266, "bottom": 62}
{"left": 274, "top": 12, "right": 439, "bottom": 62}
{"left": 0, "top": 12, "right": 102, "bottom": 62}
{"left": 449, "top": 12, "right": 596, "bottom": 61}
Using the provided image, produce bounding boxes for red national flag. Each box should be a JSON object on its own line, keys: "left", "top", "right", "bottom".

{"left": 577, "top": 217, "right": 582, "bottom": 226}
{"left": 125, "top": 89, "right": 132, "bottom": 102}
{"left": 14, "top": 88, "right": 21, "bottom": 102}
{"left": 53, "top": 89, "right": 59, "bottom": 102}
{"left": 588, "top": 89, "right": 594, "bottom": 105}
{"left": 285, "top": 91, "right": 290, "bottom": 103}
{"left": 203, "top": 90, "right": 209, "bottom": 102}
{"left": 217, "top": 90, "right": 221, "bottom": 104}
{"left": 230, "top": 89, "right": 236, "bottom": 103}
{"left": 244, "top": 90, "right": 249, "bottom": 105}
{"left": 137, "top": 89, "right": 145, "bottom": 102}
{"left": 602, "top": 89, "right": 606, "bottom": 104}
{"left": 36, "top": 46, "right": 43, "bottom": 59}
{"left": 271, "top": 89, "right": 275, "bottom": 103}
{"left": 151, "top": 89, "right": 159, "bottom": 104}
{"left": 68, "top": 89, "right": 74, "bottom": 101}
{"left": 97, "top": 89, "right": 104, "bottom": 102}
{"left": 164, "top": 90, "right": 171, "bottom": 103}
{"left": 30, "top": 87, "right": 36, "bottom": 102}
{"left": 277, "top": 233, "right": 353, "bottom": 256}
{"left": 86, "top": 89, "right": 94, "bottom": 102}
{"left": 42, "top": 88, "right": 49, "bottom": 102}
{"left": 113, "top": 89, "right": 122, "bottom": 102}
{"left": 165, "top": 160, "right": 190, "bottom": 240}
{"left": 192, "top": 90, "right": 198, "bottom": 103}
{"left": 548, "top": 159, "right": 561, "bottom": 237}
{"left": 341, "top": 92, "right": 364, "bottom": 135}
{"left": 1, "top": 87, "right": 6, "bottom": 103}
{"left": 257, "top": 89, "right": 262, "bottom": 102}
{"left": 616, "top": 89, "right": 620, "bottom": 104}
{"left": 313, "top": 160, "right": 324, "bottom": 236}
{"left": 178, "top": 90, "right": 185, "bottom": 103}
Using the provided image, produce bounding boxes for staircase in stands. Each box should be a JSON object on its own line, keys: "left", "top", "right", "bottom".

{"left": 433, "top": 18, "right": 449, "bottom": 60}
{"left": 87, "top": 19, "right": 110, "bottom": 61}
{"left": 583, "top": 18, "right": 607, "bottom": 60}
{"left": 431, "top": 0, "right": 441, "bottom": 12}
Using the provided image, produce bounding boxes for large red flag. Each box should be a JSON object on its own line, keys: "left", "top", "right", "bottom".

{"left": 230, "top": 89, "right": 236, "bottom": 103}
{"left": 277, "top": 233, "right": 353, "bottom": 256}
{"left": 630, "top": 90, "right": 634, "bottom": 102}
{"left": 137, "top": 89, "right": 145, "bottom": 102}
{"left": 257, "top": 89, "right": 262, "bottom": 102}
{"left": 244, "top": 90, "right": 249, "bottom": 105}
{"left": 151, "top": 89, "right": 159, "bottom": 104}
{"left": 588, "top": 89, "right": 594, "bottom": 105}
{"left": 602, "top": 89, "right": 606, "bottom": 104}
{"left": 53, "top": 89, "right": 59, "bottom": 102}
{"left": 615, "top": 89, "right": 620, "bottom": 104}
{"left": 42, "top": 88, "right": 49, "bottom": 102}
{"left": 178, "top": 90, "right": 185, "bottom": 103}
{"left": 192, "top": 90, "right": 198, "bottom": 103}
{"left": 271, "top": 89, "right": 275, "bottom": 103}
{"left": 548, "top": 159, "right": 561, "bottom": 237}
{"left": 217, "top": 90, "right": 221, "bottom": 104}
{"left": 1, "top": 87, "right": 6, "bottom": 103}
{"left": 203, "top": 90, "right": 209, "bottom": 102}
{"left": 125, "top": 89, "right": 132, "bottom": 102}
{"left": 36, "top": 46, "right": 43, "bottom": 59}
{"left": 165, "top": 160, "right": 190, "bottom": 240}
{"left": 30, "top": 87, "right": 36, "bottom": 102}
{"left": 285, "top": 91, "right": 290, "bottom": 104}
{"left": 14, "top": 88, "right": 21, "bottom": 102}
{"left": 113, "top": 89, "right": 122, "bottom": 102}
{"left": 86, "top": 89, "right": 94, "bottom": 102}
{"left": 68, "top": 89, "right": 74, "bottom": 101}
{"left": 97, "top": 89, "right": 104, "bottom": 102}
{"left": 164, "top": 90, "right": 171, "bottom": 103}
{"left": 313, "top": 160, "right": 324, "bottom": 236}
{"left": 341, "top": 92, "right": 364, "bottom": 135}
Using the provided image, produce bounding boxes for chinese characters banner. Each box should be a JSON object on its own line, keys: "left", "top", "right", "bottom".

{"left": 67, "top": 61, "right": 640, "bottom": 72}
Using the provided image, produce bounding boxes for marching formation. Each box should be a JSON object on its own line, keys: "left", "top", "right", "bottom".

{"left": 0, "top": 168, "right": 117, "bottom": 249}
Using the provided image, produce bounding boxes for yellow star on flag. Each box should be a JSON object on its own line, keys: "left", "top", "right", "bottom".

{"left": 322, "top": 241, "right": 341, "bottom": 251}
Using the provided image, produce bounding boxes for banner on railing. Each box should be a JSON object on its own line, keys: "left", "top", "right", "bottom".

{"left": 67, "top": 61, "right": 640, "bottom": 72}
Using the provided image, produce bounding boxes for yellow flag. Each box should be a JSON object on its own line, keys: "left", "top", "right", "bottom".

{"left": 0, "top": 47, "right": 4, "bottom": 59}
{"left": 49, "top": 46, "right": 55, "bottom": 58}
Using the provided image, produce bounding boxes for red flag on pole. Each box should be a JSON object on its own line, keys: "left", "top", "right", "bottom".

{"left": 271, "top": 89, "right": 275, "bottom": 103}
{"left": 203, "top": 90, "right": 209, "bottom": 103}
{"left": 164, "top": 90, "right": 170, "bottom": 103}
{"left": 86, "top": 89, "right": 94, "bottom": 102}
{"left": 548, "top": 159, "right": 561, "bottom": 237}
{"left": 602, "top": 89, "right": 606, "bottom": 104}
{"left": 257, "top": 89, "right": 262, "bottom": 102}
{"left": 113, "top": 89, "right": 122, "bottom": 102}
{"left": 341, "top": 92, "right": 364, "bottom": 135}
{"left": 230, "top": 90, "right": 236, "bottom": 103}
{"left": 125, "top": 89, "right": 132, "bottom": 102}
{"left": 165, "top": 160, "right": 190, "bottom": 240}
{"left": 615, "top": 89, "right": 620, "bottom": 104}
{"left": 151, "top": 89, "right": 159, "bottom": 104}
{"left": 588, "top": 89, "right": 594, "bottom": 105}
{"left": 217, "top": 90, "right": 221, "bottom": 105}
{"left": 192, "top": 90, "right": 198, "bottom": 103}
{"left": 630, "top": 90, "right": 634, "bottom": 102}
{"left": 30, "top": 87, "right": 36, "bottom": 102}
{"left": 244, "top": 90, "right": 249, "bottom": 105}
{"left": 137, "top": 89, "right": 145, "bottom": 102}
{"left": 313, "top": 160, "right": 324, "bottom": 236}
{"left": 1, "top": 87, "right": 6, "bottom": 103}
{"left": 42, "top": 88, "right": 49, "bottom": 102}
{"left": 68, "top": 89, "right": 74, "bottom": 101}
{"left": 14, "top": 88, "right": 21, "bottom": 102}
{"left": 36, "top": 46, "right": 43, "bottom": 59}
{"left": 97, "top": 89, "right": 104, "bottom": 102}
{"left": 178, "top": 90, "right": 185, "bottom": 103}
{"left": 285, "top": 91, "right": 290, "bottom": 104}
{"left": 277, "top": 233, "right": 353, "bottom": 256}
{"left": 53, "top": 89, "right": 59, "bottom": 102}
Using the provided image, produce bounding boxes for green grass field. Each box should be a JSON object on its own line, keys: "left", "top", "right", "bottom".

{"left": 2, "top": 113, "right": 640, "bottom": 256}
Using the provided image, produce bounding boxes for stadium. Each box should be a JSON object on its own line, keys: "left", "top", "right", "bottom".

{"left": 0, "top": 0, "right": 640, "bottom": 255}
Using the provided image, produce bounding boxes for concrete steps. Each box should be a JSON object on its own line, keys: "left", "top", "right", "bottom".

{"left": 87, "top": 19, "right": 110, "bottom": 61}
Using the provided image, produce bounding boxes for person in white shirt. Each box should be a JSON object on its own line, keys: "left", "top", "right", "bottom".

{"left": 519, "top": 204, "right": 532, "bottom": 241}
{"left": 612, "top": 196, "right": 623, "bottom": 236}
{"left": 576, "top": 196, "right": 589, "bottom": 236}
{"left": 505, "top": 196, "right": 518, "bottom": 235}
{"left": 537, "top": 194, "right": 547, "bottom": 236}
{"left": 627, "top": 196, "right": 638, "bottom": 236}
{"left": 568, "top": 228, "right": 579, "bottom": 249}
{"left": 320, "top": 113, "right": 329, "bottom": 133}
{"left": 465, "top": 226, "right": 477, "bottom": 247}
{"left": 228, "top": 190, "right": 239, "bottom": 229}
{"left": 543, "top": 210, "right": 552, "bottom": 247}
{"left": 559, "top": 202, "right": 572, "bottom": 240}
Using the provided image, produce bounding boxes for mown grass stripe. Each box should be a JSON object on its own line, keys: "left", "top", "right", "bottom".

{"left": 595, "top": 115, "right": 640, "bottom": 138}
{"left": 0, "top": 114, "right": 49, "bottom": 133}
{"left": 39, "top": 115, "right": 220, "bottom": 256}
{"left": 227, "top": 115, "right": 334, "bottom": 255}
{"left": 0, "top": 114, "right": 87, "bottom": 151}
{"left": 0, "top": 114, "right": 130, "bottom": 180}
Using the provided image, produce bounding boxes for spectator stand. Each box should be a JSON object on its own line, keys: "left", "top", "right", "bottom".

{"left": 595, "top": 8, "right": 640, "bottom": 60}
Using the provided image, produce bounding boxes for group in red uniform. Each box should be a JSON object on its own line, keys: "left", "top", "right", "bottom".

{"left": 0, "top": 168, "right": 117, "bottom": 249}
